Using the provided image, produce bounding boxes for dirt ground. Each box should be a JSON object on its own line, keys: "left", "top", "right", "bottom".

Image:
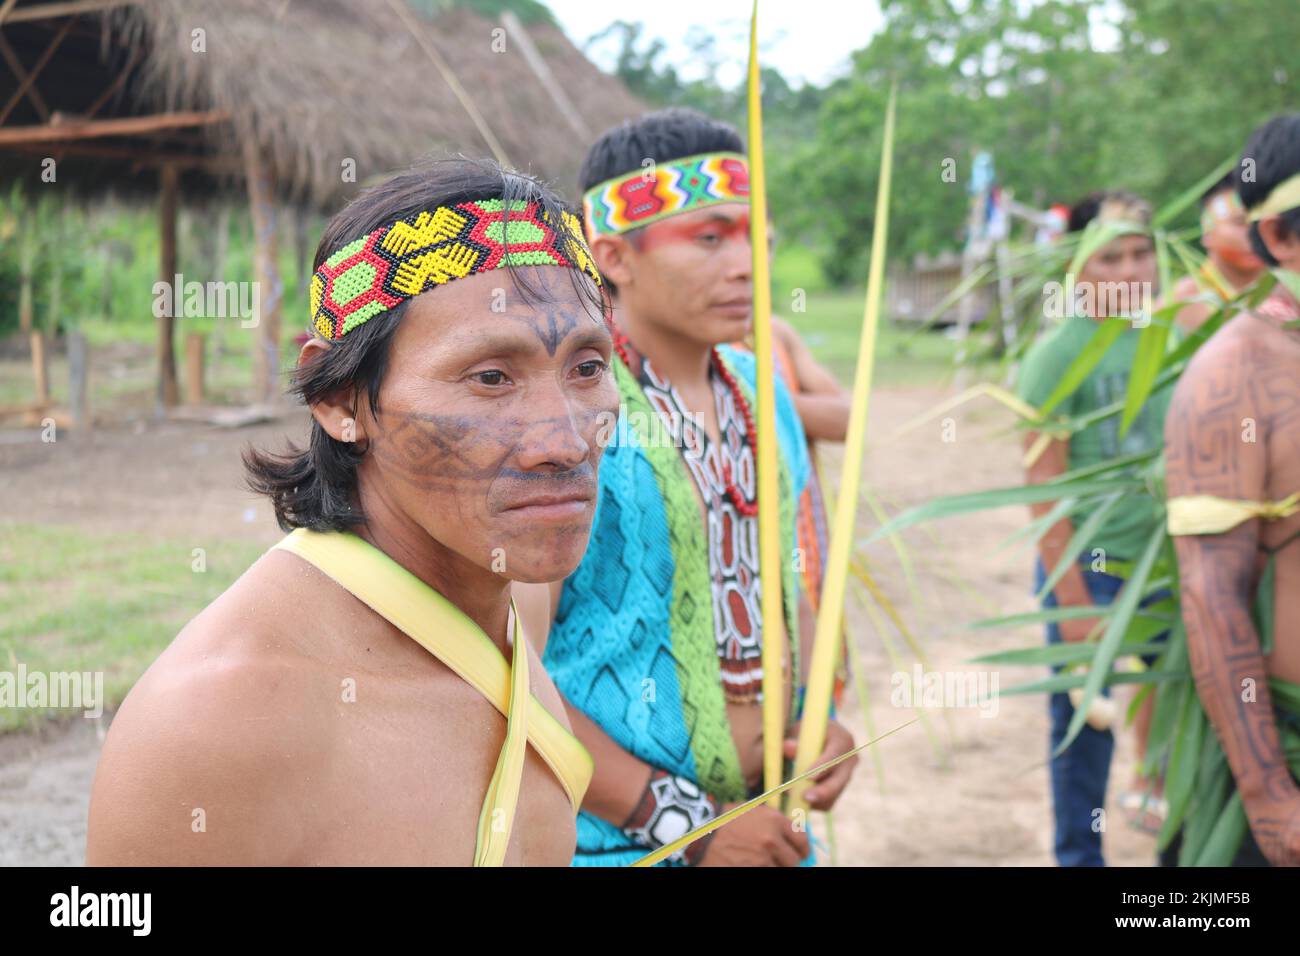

{"left": 0, "top": 383, "right": 1162, "bottom": 866}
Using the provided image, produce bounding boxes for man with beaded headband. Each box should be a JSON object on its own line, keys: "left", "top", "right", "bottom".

{"left": 514, "top": 108, "right": 858, "bottom": 866}
{"left": 1163, "top": 113, "right": 1300, "bottom": 866}
{"left": 87, "top": 160, "right": 617, "bottom": 866}
{"left": 1167, "top": 167, "right": 1265, "bottom": 333}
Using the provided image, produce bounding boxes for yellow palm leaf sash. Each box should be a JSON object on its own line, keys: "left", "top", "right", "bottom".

{"left": 272, "top": 528, "right": 593, "bottom": 865}
{"left": 1166, "top": 493, "right": 1300, "bottom": 536}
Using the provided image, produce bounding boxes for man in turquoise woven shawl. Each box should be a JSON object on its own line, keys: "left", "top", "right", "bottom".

{"left": 515, "top": 108, "right": 859, "bottom": 866}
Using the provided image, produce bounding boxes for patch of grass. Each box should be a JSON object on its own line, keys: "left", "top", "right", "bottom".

{"left": 0, "top": 522, "right": 264, "bottom": 732}
{"left": 786, "top": 288, "right": 996, "bottom": 387}
{"left": 772, "top": 242, "right": 829, "bottom": 296}
{"left": 0, "top": 316, "right": 305, "bottom": 411}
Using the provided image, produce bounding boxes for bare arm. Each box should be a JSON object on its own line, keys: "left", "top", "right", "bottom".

{"left": 532, "top": 577, "right": 808, "bottom": 863}
{"left": 86, "top": 646, "right": 320, "bottom": 865}
{"left": 1165, "top": 346, "right": 1300, "bottom": 865}
{"left": 1024, "top": 431, "right": 1098, "bottom": 641}
{"left": 773, "top": 317, "right": 851, "bottom": 443}
{"left": 1168, "top": 275, "right": 1214, "bottom": 333}
{"left": 512, "top": 577, "right": 657, "bottom": 823}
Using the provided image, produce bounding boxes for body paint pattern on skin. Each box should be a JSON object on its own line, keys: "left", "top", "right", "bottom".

{"left": 1166, "top": 308, "right": 1300, "bottom": 863}
{"left": 635, "top": 213, "right": 752, "bottom": 252}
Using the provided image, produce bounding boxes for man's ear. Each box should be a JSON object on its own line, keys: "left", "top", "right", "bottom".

{"left": 590, "top": 234, "right": 635, "bottom": 289}
{"left": 299, "top": 338, "right": 367, "bottom": 446}
{"left": 1258, "top": 216, "right": 1300, "bottom": 263}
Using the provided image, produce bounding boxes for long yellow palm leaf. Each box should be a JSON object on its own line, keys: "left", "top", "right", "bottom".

{"left": 788, "top": 81, "right": 898, "bottom": 815}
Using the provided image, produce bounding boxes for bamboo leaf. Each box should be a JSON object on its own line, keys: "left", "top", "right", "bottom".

{"left": 1035, "top": 492, "right": 1124, "bottom": 602}
{"left": 1178, "top": 737, "right": 1231, "bottom": 865}
{"left": 1194, "top": 791, "right": 1248, "bottom": 866}
{"left": 998, "top": 669, "right": 1179, "bottom": 697}
{"left": 971, "top": 640, "right": 1167, "bottom": 668}
{"left": 1152, "top": 155, "right": 1236, "bottom": 228}
{"left": 1119, "top": 317, "right": 1170, "bottom": 437}
{"left": 1037, "top": 318, "right": 1127, "bottom": 417}
{"left": 1056, "top": 524, "right": 1165, "bottom": 754}
{"left": 971, "top": 605, "right": 1114, "bottom": 630}
{"left": 631, "top": 720, "right": 916, "bottom": 867}
{"left": 788, "top": 77, "right": 898, "bottom": 816}
{"left": 861, "top": 478, "right": 1141, "bottom": 547}
{"left": 1157, "top": 681, "right": 1203, "bottom": 849}
{"left": 997, "top": 495, "right": 1080, "bottom": 552}
{"left": 745, "top": 0, "right": 785, "bottom": 802}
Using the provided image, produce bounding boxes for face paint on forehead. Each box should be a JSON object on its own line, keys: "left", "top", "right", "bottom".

{"left": 636, "top": 212, "right": 753, "bottom": 252}
{"left": 497, "top": 302, "right": 587, "bottom": 357}
{"left": 1202, "top": 192, "right": 1244, "bottom": 232}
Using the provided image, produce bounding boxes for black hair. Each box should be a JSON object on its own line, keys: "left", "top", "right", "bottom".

{"left": 1066, "top": 189, "right": 1148, "bottom": 234}
{"left": 578, "top": 107, "right": 745, "bottom": 192}
{"left": 243, "top": 158, "right": 599, "bottom": 533}
{"left": 1239, "top": 113, "right": 1300, "bottom": 267}
{"left": 578, "top": 108, "right": 744, "bottom": 294}
{"left": 1200, "top": 169, "right": 1238, "bottom": 207}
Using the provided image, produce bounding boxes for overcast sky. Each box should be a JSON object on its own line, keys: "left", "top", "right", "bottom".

{"left": 544, "top": 0, "right": 884, "bottom": 88}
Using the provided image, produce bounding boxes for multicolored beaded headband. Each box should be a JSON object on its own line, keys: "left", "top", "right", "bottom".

{"left": 581, "top": 151, "right": 750, "bottom": 239}
{"left": 309, "top": 198, "right": 601, "bottom": 341}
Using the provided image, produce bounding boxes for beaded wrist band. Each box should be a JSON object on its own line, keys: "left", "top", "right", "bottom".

{"left": 309, "top": 198, "right": 601, "bottom": 341}
{"left": 582, "top": 151, "right": 749, "bottom": 239}
{"left": 621, "top": 769, "right": 720, "bottom": 865}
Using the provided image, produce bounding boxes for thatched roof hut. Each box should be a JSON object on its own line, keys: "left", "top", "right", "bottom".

{"left": 0, "top": 0, "right": 645, "bottom": 203}
{"left": 0, "top": 0, "right": 645, "bottom": 410}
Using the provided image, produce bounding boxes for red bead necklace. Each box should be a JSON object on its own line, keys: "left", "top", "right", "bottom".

{"left": 608, "top": 320, "right": 759, "bottom": 517}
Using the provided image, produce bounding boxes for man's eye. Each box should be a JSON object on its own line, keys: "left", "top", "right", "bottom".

{"left": 697, "top": 233, "right": 721, "bottom": 244}
{"left": 475, "top": 370, "right": 508, "bottom": 386}
{"left": 576, "top": 359, "right": 607, "bottom": 378}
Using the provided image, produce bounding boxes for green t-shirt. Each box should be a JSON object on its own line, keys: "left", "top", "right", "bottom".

{"left": 1016, "top": 315, "right": 1173, "bottom": 563}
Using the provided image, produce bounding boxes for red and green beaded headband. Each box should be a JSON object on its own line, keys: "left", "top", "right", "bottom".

{"left": 581, "top": 151, "right": 750, "bottom": 239}
{"left": 309, "top": 198, "right": 601, "bottom": 341}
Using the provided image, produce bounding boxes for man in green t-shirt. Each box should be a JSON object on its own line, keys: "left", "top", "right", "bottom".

{"left": 1017, "top": 191, "right": 1170, "bottom": 866}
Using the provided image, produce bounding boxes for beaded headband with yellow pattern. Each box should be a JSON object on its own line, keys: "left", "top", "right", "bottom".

{"left": 581, "top": 151, "right": 749, "bottom": 239}
{"left": 309, "top": 198, "right": 601, "bottom": 341}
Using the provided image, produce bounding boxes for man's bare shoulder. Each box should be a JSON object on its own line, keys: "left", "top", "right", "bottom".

{"left": 1166, "top": 313, "right": 1297, "bottom": 498}
{"left": 1171, "top": 314, "right": 1269, "bottom": 414}
{"left": 86, "top": 549, "right": 352, "bottom": 865}
{"left": 1175, "top": 314, "right": 1298, "bottom": 407}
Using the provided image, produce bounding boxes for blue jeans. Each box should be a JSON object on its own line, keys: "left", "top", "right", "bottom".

{"left": 1038, "top": 559, "right": 1120, "bottom": 867}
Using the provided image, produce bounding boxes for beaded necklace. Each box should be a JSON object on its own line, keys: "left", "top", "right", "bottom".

{"left": 607, "top": 315, "right": 768, "bottom": 701}
{"left": 607, "top": 319, "right": 759, "bottom": 516}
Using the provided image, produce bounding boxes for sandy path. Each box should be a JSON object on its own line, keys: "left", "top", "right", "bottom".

{"left": 0, "top": 386, "right": 1161, "bottom": 865}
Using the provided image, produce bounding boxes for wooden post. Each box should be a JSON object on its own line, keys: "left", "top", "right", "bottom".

{"left": 47, "top": 202, "right": 62, "bottom": 336}
{"left": 67, "top": 330, "right": 89, "bottom": 429}
{"left": 212, "top": 205, "right": 230, "bottom": 363}
{"left": 18, "top": 223, "right": 33, "bottom": 334}
{"left": 243, "top": 138, "right": 282, "bottom": 406}
{"left": 157, "top": 163, "right": 180, "bottom": 412}
{"left": 185, "top": 332, "right": 205, "bottom": 404}
{"left": 30, "top": 330, "right": 49, "bottom": 405}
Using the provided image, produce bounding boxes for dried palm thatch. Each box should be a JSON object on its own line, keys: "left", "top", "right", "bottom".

{"left": 6, "top": 0, "right": 646, "bottom": 205}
